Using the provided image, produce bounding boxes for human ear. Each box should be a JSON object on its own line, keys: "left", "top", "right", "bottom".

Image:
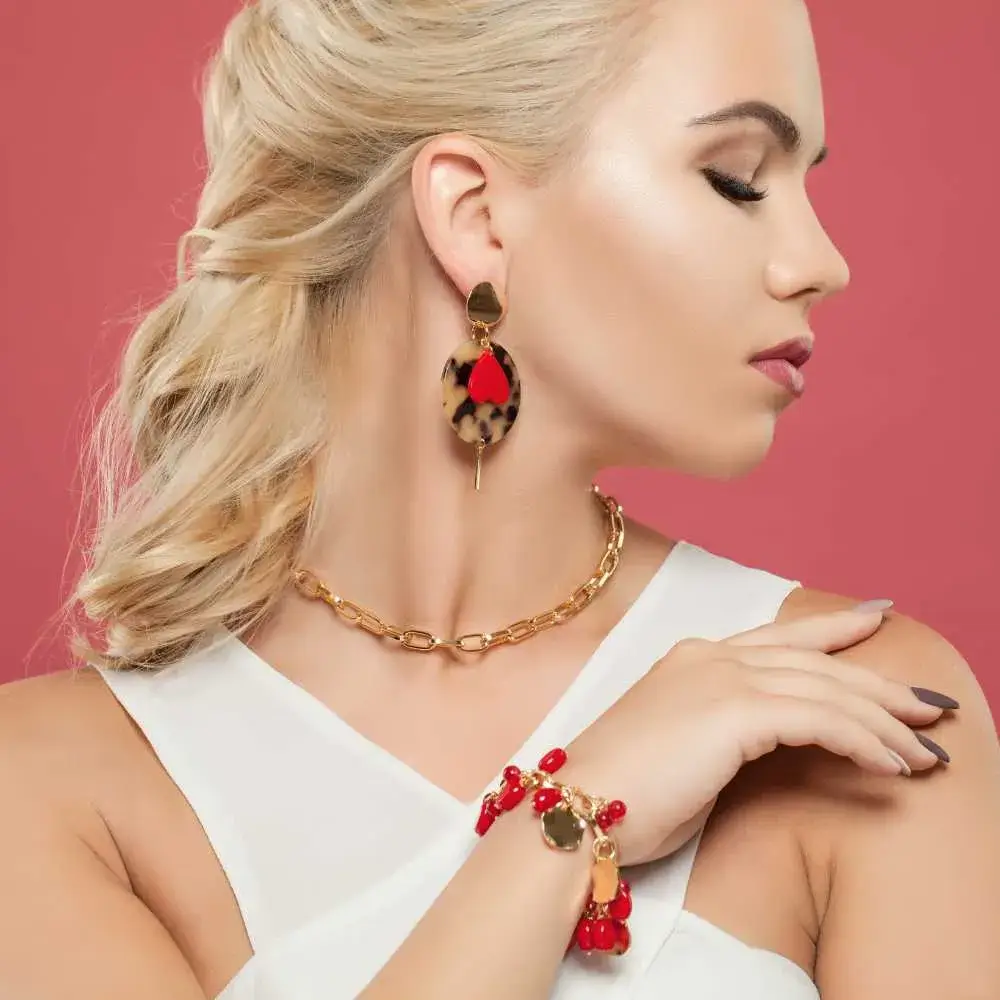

{"left": 409, "top": 133, "right": 510, "bottom": 302}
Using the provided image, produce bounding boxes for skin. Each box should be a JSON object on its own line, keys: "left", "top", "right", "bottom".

{"left": 2, "top": 0, "right": 999, "bottom": 997}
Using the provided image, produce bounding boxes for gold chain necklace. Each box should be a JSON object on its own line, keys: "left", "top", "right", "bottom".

{"left": 291, "top": 486, "right": 625, "bottom": 654}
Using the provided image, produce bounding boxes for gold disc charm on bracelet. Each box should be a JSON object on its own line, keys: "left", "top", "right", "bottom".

{"left": 540, "top": 804, "right": 588, "bottom": 851}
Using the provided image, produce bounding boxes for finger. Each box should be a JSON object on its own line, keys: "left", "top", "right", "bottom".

{"left": 725, "top": 605, "right": 890, "bottom": 654}
{"left": 745, "top": 694, "right": 910, "bottom": 776}
{"left": 746, "top": 669, "right": 943, "bottom": 773}
{"left": 734, "top": 645, "right": 945, "bottom": 724}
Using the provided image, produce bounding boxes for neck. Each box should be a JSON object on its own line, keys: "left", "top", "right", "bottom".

{"left": 301, "top": 401, "right": 612, "bottom": 643}
{"left": 289, "top": 262, "right": 625, "bottom": 643}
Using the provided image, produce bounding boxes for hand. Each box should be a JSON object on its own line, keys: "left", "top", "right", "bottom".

{"left": 562, "top": 605, "right": 955, "bottom": 865}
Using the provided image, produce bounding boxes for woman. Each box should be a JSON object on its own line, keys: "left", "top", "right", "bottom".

{"left": 2, "top": 0, "right": 998, "bottom": 997}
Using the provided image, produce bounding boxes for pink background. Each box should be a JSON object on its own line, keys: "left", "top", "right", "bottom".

{"left": 2, "top": 2, "right": 998, "bottom": 715}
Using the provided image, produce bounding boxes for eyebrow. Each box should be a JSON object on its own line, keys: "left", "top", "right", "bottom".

{"left": 687, "top": 100, "right": 828, "bottom": 167}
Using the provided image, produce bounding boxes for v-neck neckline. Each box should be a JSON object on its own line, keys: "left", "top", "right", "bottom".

{"left": 221, "top": 540, "right": 690, "bottom": 817}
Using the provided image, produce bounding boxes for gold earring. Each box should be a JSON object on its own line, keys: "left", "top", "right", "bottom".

{"left": 440, "top": 281, "right": 522, "bottom": 491}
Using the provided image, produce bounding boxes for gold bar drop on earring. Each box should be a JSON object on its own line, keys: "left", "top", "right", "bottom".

{"left": 474, "top": 439, "right": 485, "bottom": 491}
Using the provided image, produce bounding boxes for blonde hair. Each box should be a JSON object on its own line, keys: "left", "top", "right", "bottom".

{"left": 63, "top": 0, "right": 652, "bottom": 671}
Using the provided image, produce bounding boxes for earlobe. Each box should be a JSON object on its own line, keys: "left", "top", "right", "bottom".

{"left": 410, "top": 134, "right": 505, "bottom": 300}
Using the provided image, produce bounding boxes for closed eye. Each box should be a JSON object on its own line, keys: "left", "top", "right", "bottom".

{"left": 702, "top": 167, "right": 768, "bottom": 204}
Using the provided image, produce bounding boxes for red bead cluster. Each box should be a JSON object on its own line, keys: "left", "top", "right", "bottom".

{"left": 574, "top": 878, "right": 632, "bottom": 955}
{"left": 475, "top": 747, "right": 568, "bottom": 836}
{"left": 474, "top": 747, "right": 632, "bottom": 958}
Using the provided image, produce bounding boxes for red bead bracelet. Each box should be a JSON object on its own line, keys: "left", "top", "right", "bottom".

{"left": 475, "top": 747, "right": 631, "bottom": 956}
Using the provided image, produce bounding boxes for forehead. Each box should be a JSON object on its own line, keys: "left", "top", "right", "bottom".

{"left": 626, "top": 0, "right": 825, "bottom": 138}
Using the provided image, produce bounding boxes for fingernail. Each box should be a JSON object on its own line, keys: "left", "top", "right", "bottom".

{"left": 852, "top": 599, "right": 894, "bottom": 614}
{"left": 912, "top": 687, "right": 960, "bottom": 710}
{"left": 914, "top": 731, "right": 951, "bottom": 764}
{"left": 886, "top": 749, "right": 911, "bottom": 776}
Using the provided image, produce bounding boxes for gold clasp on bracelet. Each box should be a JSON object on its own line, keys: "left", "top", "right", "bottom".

{"left": 590, "top": 835, "right": 620, "bottom": 904}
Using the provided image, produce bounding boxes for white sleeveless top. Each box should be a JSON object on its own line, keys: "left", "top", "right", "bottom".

{"left": 97, "top": 540, "right": 820, "bottom": 1000}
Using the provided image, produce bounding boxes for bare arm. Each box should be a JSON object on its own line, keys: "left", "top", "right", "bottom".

{"left": 0, "top": 673, "right": 592, "bottom": 1000}
{"left": 816, "top": 614, "right": 1000, "bottom": 998}
{"left": 0, "top": 787, "right": 588, "bottom": 1000}
{"left": 0, "top": 729, "right": 207, "bottom": 999}
{"left": 5, "top": 602, "right": 958, "bottom": 998}
{"left": 360, "top": 797, "right": 593, "bottom": 999}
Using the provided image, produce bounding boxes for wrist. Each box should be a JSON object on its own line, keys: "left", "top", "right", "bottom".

{"left": 479, "top": 789, "right": 595, "bottom": 896}
{"left": 474, "top": 746, "right": 634, "bottom": 957}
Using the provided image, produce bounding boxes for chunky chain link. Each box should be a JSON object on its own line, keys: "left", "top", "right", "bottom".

{"left": 291, "top": 486, "right": 625, "bottom": 654}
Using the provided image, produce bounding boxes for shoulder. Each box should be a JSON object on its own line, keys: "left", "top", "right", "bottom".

{"left": 0, "top": 667, "right": 113, "bottom": 764}
{"left": 777, "top": 585, "right": 993, "bottom": 719}
{"left": 771, "top": 586, "right": 1000, "bottom": 997}
{"left": 0, "top": 668, "right": 138, "bottom": 884}
{"left": 0, "top": 666, "right": 131, "bottom": 763}
{"left": 772, "top": 583, "right": 998, "bottom": 818}
{"left": 0, "top": 670, "right": 208, "bottom": 997}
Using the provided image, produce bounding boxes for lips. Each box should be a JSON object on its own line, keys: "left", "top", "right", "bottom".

{"left": 749, "top": 336, "right": 813, "bottom": 368}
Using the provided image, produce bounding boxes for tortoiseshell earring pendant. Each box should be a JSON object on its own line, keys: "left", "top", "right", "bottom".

{"left": 440, "top": 281, "right": 521, "bottom": 491}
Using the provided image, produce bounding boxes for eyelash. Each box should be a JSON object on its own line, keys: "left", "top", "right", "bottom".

{"left": 702, "top": 168, "right": 769, "bottom": 204}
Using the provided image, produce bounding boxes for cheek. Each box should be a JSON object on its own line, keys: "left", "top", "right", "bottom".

{"left": 513, "top": 148, "right": 756, "bottom": 412}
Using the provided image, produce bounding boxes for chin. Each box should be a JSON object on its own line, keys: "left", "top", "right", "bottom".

{"left": 630, "top": 416, "right": 779, "bottom": 481}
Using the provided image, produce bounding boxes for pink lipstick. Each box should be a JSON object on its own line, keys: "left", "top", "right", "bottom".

{"left": 749, "top": 336, "right": 813, "bottom": 397}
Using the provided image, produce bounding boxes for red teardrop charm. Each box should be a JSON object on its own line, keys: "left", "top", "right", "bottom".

{"left": 475, "top": 801, "right": 496, "bottom": 836}
{"left": 441, "top": 341, "right": 521, "bottom": 447}
{"left": 497, "top": 782, "right": 526, "bottom": 811}
{"left": 467, "top": 351, "right": 510, "bottom": 406}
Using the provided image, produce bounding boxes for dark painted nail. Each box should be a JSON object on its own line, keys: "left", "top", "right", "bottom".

{"left": 914, "top": 731, "right": 951, "bottom": 764}
{"left": 912, "top": 687, "right": 960, "bottom": 710}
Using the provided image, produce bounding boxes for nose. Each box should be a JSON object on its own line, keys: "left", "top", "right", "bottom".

{"left": 764, "top": 202, "right": 851, "bottom": 307}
